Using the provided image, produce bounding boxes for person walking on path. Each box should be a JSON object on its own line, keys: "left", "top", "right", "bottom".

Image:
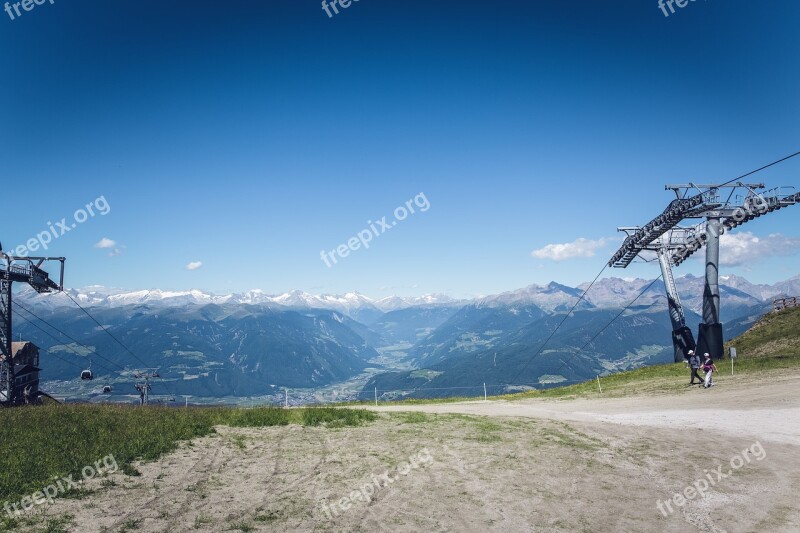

{"left": 688, "top": 350, "right": 702, "bottom": 385}
{"left": 702, "top": 353, "right": 718, "bottom": 389}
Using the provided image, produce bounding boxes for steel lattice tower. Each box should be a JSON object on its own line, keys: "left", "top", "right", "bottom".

{"left": 610, "top": 183, "right": 800, "bottom": 361}
{"left": 0, "top": 246, "right": 64, "bottom": 406}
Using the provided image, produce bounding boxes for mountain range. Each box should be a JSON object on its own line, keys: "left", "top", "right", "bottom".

{"left": 14, "top": 273, "right": 800, "bottom": 401}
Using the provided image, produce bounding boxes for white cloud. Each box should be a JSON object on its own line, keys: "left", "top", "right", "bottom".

{"left": 94, "top": 237, "right": 116, "bottom": 249}
{"left": 718, "top": 232, "right": 800, "bottom": 266}
{"left": 531, "top": 237, "right": 610, "bottom": 261}
{"left": 185, "top": 261, "right": 204, "bottom": 271}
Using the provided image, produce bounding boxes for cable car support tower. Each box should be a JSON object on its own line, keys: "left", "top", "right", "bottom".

{"left": 609, "top": 183, "right": 800, "bottom": 362}
{"left": 0, "top": 243, "right": 65, "bottom": 406}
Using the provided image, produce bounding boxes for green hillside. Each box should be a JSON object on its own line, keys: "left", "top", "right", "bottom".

{"left": 724, "top": 306, "right": 800, "bottom": 358}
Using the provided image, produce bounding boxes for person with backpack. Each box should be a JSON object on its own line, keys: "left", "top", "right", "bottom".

{"left": 687, "top": 350, "right": 702, "bottom": 385}
{"left": 702, "top": 353, "right": 717, "bottom": 389}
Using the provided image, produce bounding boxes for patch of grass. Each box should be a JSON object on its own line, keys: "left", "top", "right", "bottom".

{"left": 0, "top": 516, "right": 23, "bottom": 533}
{"left": 0, "top": 405, "right": 376, "bottom": 505}
{"left": 228, "top": 520, "right": 255, "bottom": 532}
{"left": 468, "top": 419, "right": 503, "bottom": 442}
{"left": 724, "top": 306, "right": 800, "bottom": 358}
{"left": 301, "top": 406, "right": 376, "bottom": 428}
{"left": 119, "top": 518, "right": 141, "bottom": 532}
{"left": 194, "top": 513, "right": 213, "bottom": 527}
{"left": 253, "top": 510, "right": 280, "bottom": 523}
{"left": 397, "top": 411, "right": 430, "bottom": 424}
{"left": 409, "top": 369, "right": 443, "bottom": 380}
{"left": 60, "top": 486, "right": 95, "bottom": 500}
{"left": 539, "top": 427, "right": 599, "bottom": 451}
{"left": 229, "top": 434, "right": 248, "bottom": 450}
{"left": 32, "top": 513, "right": 74, "bottom": 533}
{"left": 119, "top": 518, "right": 142, "bottom": 533}
{"left": 121, "top": 463, "right": 141, "bottom": 477}
{"left": 224, "top": 407, "right": 291, "bottom": 427}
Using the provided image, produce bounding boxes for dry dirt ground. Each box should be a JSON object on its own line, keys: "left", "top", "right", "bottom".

{"left": 19, "top": 367, "right": 800, "bottom": 533}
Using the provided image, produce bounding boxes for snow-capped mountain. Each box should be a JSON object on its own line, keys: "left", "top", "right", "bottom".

{"left": 718, "top": 275, "right": 783, "bottom": 301}
{"left": 15, "top": 272, "right": 799, "bottom": 402}
{"left": 267, "top": 290, "right": 382, "bottom": 323}
{"left": 673, "top": 274, "right": 765, "bottom": 318}
{"left": 476, "top": 282, "right": 593, "bottom": 312}
{"left": 579, "top": 277, "right": 662, "bottom": 309}
{"left": 15, "top": 273, "right": 799, "bottom": 323}
{"left": 373, "top": 294, "right": 462, "bottom": 312}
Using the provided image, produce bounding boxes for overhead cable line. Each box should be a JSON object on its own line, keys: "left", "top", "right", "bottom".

{"left": 64, "top": 292, "right": 176, "bottom": 397}
{"left": 553, "top": 274, "right": 664, "bottom": 375}
{"left": 14, "top": 300, "right": 127, "bottom": 373}
{"left": 13, "top": 308, "right": 117, "bottom": 375}
{"left": 718, "top": 149, "right": 800, "bottom": 188}
{"left": 510, "top": 263, "right": 609, "bottom": 382}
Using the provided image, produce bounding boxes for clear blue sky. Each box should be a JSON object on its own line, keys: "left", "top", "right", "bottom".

{"left": 2, "top": 0, "right": 799, "bottom": 298}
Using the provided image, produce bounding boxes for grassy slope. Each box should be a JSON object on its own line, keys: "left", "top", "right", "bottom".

{"left": 0, "top": 406, "right": 375, "bottom": 509}
{"left": 723, "top": 305, "right": 800, "bottom": 358}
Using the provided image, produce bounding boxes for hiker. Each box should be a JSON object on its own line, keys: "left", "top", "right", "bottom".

{"left": 702, "top": 353, "right": 717, "bottom": 389}
{"left": 687, "top": 350, "right": 702, "bottom": 385}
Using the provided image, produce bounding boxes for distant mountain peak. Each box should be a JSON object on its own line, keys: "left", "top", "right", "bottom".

{"left": 16, "top": 272, "right": 799, "bottom": 322}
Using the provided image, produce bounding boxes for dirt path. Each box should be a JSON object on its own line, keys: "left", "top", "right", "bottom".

{"left": 370, "top": 370, "right": 800, "bottom": 446}
{"left": 15, "top": 370, "right": 800, "bottom": 532}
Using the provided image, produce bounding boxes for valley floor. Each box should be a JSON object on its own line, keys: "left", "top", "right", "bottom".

{"left": 17, "top": 367, "right": 800, "bottom": 532}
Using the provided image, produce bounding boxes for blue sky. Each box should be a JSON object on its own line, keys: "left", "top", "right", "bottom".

{"left": 2, "top": 0, "right": 799, "bottom": 298}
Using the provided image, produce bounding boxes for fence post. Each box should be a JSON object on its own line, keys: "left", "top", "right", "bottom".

{"left": 483, "top": 382, "right": 487, "bottom": 401}
{"left": 374, "top": 387, "right": 378, "bottom": 406}
{"left": 284, "top": 388, "right": 288, "bottom": 408}
{"left": 596, "top": 375, "right": 602, "bottom": 393}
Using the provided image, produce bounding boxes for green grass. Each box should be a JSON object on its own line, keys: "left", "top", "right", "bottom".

{"left": 300, "top": 406, "right": 376, "bottom": 428}
{"left": 0, "top": 405, "right": 375, "bottom": 507}
{"left": 724, "top": 306, "right": 800, "bottom": 358}
{"left": 398, "top": 412, "right": 429, "bottom": 424}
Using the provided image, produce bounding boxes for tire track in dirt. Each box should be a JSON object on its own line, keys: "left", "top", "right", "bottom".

{"left": 211, "top": 425, "right": 332, "bottom": 528}
{"left": 161, "top": 433, "right": 231, "bottom": 531}
{"left": 105, "top": 432, "right": 227, "bottom": 531}
{"left": 343, "top": 443, "right": 472, "bottom": 532}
